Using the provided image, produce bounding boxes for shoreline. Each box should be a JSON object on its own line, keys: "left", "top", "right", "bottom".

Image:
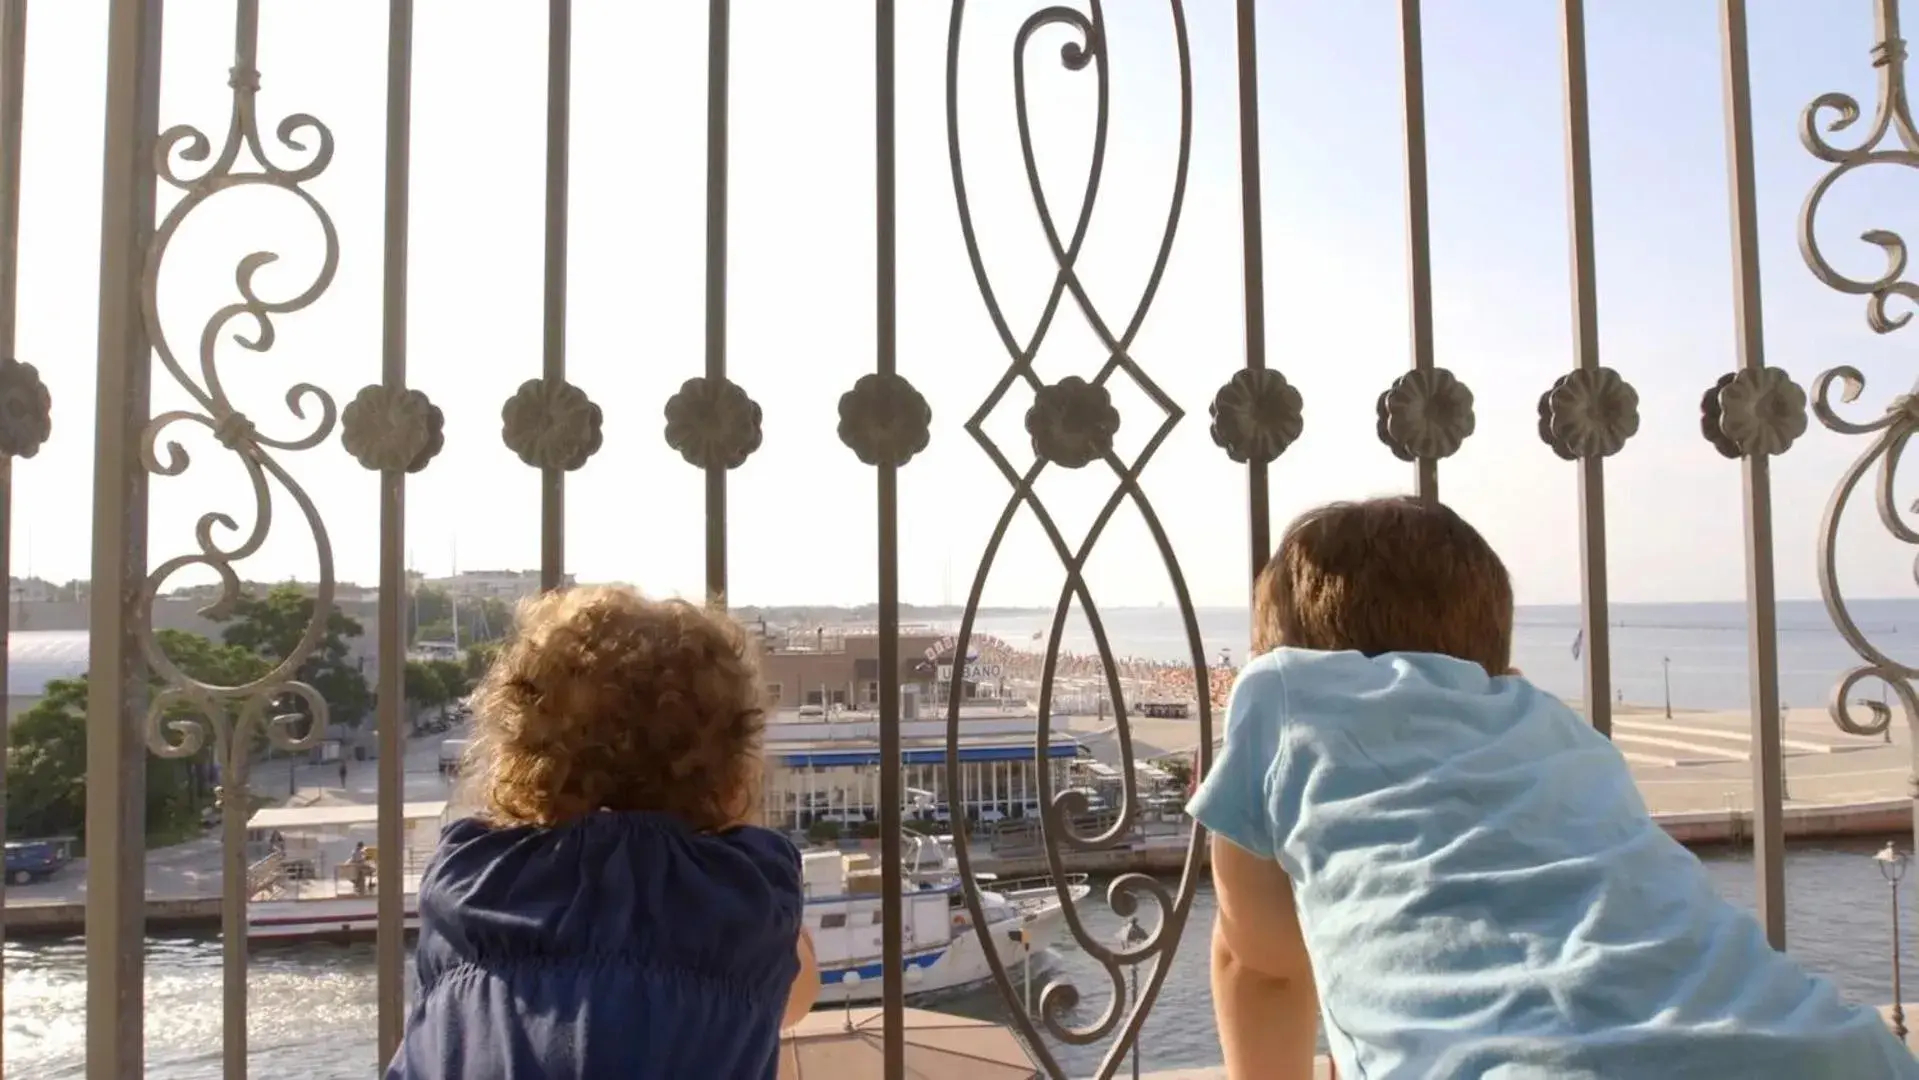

{"left": 6, "top": 795, "right": 1908, "bottom": 939}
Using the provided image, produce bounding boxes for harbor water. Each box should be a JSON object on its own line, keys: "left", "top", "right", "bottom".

{"left": 6, "top": 844, "right": 1913, "bottom": 1078}
{"left": 973, "top": 599, "right": 1919, "bottom": 714}
{"left": 10, "top": 600, "right": 1913, "bottom": 1075}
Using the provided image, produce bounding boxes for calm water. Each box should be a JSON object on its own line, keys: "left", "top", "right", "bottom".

{"left": 11, "top": 601, "right": 1911, "bottom": 1075}
{"left": 976, "top": 598, "right": 1919, "bottom": 712}
{"left": 6, "top": 844, "right": 1913, "bottom": 1078}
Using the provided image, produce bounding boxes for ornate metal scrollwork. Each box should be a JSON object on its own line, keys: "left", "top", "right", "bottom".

{"left": 945, "top": 3, "right": 1208, "bottom": 1075}
{"left": 1799, "top": 0, "right": 1919, "bottom": 334}
{"left": 503, "top": 375, "right": 603, "bottom": 471}
{"left": 342, "top": 383, "right": 444, "bottom": 473}
{"left": 1209, "top": 367, "right": 1302, "bottom": 465}
{"left": 1698, "top": 367, "right": 1809, "bottom": 459}
{"left": 1537, "top": 366, "right": 1638, "bottom": 461}
{"left": 140, "top": 15, "right": 342, "bottom": 786}
{"left": 663, "top": 374, "right": 762, "bottom": 470}
{"left": 1376, "top": 367, "right": 1475, "bottom": 462}
{"left": 837, "top": 371, "right": 931, "bottom": 468}
{"left": 1797, "top": 0, "right": 1919, "bottom": 761}
{"left": 1026, "top": 376, "right": 1119, "bottom": 469}
{"left": 0, "top": 355, "right": 50, "bottom": 459}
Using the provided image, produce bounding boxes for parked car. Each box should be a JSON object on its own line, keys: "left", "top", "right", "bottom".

{"left": 5, "top": 837, "right": 74, "bottom": 886}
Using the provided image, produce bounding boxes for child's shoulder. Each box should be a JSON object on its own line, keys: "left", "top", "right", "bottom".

{"left": 1230, "top": 647, "right": 1396, "bottom": 704}
{"left": 1251, "top": 647, "right": 1499, "bottom": 702}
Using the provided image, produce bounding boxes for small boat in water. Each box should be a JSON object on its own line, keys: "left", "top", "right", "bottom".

{"left": 242, "top": 800, "right": 447, "bottom": 942}
{"left": 805, "top": 834, "right": 1091, "bottom": 1004}
{"left": 242, "top": 802, "right": 1091, "bottom": 980}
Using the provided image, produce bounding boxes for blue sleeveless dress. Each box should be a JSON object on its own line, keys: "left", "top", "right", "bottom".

{"left": 385, "top": 811, "right": 802, "bottom": 1080}
{"left": 1189, "top": 648, "right": 1918, "bottom": 1079}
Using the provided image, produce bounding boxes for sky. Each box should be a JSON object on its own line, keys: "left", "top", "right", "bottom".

{"left": 8, "top": 1, "right": 1919, "bottom": 612}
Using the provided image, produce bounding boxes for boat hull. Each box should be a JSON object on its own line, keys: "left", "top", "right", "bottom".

{"left": 247, "top": 896, "right": 420, "bottom": 942}
{"left": 814, "top": 912, "right": 1045, "bottom": 1005}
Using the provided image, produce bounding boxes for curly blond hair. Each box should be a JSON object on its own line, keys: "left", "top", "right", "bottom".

{"left": 462, "top": 586, "right": 766, "bottom": 832}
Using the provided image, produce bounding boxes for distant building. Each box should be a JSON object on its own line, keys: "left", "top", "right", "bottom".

{"left": 760, "top": 706, "right": 1081, "bottom": 828}
{"left": 7, "top": 629, "right": 88, "bottom": 721}
{"left": 758, "top": 626, "right": 944, "bottom": 711}
{"left": 421, "top": 570, "right": 566, "bottom": 602}
{"left": 6, "top": 592, "right": 385, "bottom": 716}
{"left": 756, "top": 626, "right": 1014, "bottom": 713}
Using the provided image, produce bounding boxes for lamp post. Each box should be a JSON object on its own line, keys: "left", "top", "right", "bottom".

{"left": 1878, "top": 842, "right": 1910, "bottom": 1043}
{"left": 1661, "top": 656, "right": 1672, "bottom": 719}
{"left": 1117, "top": 916, "right": 1148, "bottom": 1080}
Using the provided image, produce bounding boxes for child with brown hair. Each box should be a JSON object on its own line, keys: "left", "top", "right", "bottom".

{"left": 1189, "top": 497, "right": 1916, "bottom": 1079}
{"left": 386, "top": 586, "right": 817, "bottom": 1080}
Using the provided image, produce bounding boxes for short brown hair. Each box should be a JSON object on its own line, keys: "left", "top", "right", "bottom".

{"left": 1253, "top": 497, "right": 1513, "bottom": 674}
{"left": 463, "top": 586, "right": 766, "bottom": 831}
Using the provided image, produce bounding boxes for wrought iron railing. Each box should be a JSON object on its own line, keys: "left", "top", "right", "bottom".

{"left": 0, "top": 1, "right": 1905, "bottom": 1078}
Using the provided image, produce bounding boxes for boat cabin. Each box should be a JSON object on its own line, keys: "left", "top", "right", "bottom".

{"left": 799, "top": 850, "right": 959, "bottom": 964}
{"left": 246, "top": 800, "right": 448, "bottom": 898}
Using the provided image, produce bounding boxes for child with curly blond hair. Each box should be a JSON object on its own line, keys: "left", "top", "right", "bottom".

{"left": 386, "top": 586, "right": 818, "bottom": 1080}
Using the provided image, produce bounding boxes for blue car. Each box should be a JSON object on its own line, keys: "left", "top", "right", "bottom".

{"left": 6, "top": 837, "right": 74, "bottom": 885}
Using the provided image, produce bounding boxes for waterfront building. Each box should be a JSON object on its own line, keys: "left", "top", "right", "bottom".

{"left": 762, "top": 705, "right": 1081, "bottom": 828}
{"left": 757, "top": 625, "right": 1012, "bottom": 712}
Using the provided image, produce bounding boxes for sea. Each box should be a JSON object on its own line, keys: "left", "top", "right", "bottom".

{"left": 972, "top": 598, "right": 1918, "bottom": 713}
{"left": 6, "top": 600, "right": 1917, "bottom": 1077}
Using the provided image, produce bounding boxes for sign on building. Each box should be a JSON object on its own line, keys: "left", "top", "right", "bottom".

{"left": 937, "top": 662, "right": 1004, "bottom": 682}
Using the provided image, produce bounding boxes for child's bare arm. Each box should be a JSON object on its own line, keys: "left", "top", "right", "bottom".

{"left": 781, "top": 927, "right": 819, "bottom": 1028}
{"left": 1210, "top": 834, "right": 1318, "bottom": 1079}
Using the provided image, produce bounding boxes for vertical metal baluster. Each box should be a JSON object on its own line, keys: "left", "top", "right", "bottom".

{"left": 1234, "top": 0, "right": 1269, "bottom": 585}
{"left": 1558, "top": 0, "right": 1617, "bottom": 737}
{"left": 1398, "top": 0, "right": 1438, "bottom": 502}
{"left": 503, "top": 1, "right": 595, "bottom": 553}
{"left": 1717, "top": 0, "right": 1786, "bottom": 949}
{"left": 0, "top": 5, "right": 28, "bottom": 1067}
{"left": 704, "top": 0, "right": 730, "bottom": 601}
{"left": 376, "top": 0, "right": 415, "bottom": 1063}
{"left": 874, "top": 6, "right": 905, "bottom": 1074}
{"left": 221, "top": 12, "right": 261, "bottom": 1071}
{"left": 541, "top": 0, "right": 570, "bottom": 593}
{"left": 87, "top": 2, "right": 164, "bottom": 1076}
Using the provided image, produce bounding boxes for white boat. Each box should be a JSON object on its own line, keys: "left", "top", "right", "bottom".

{"left": 243, "top": 800, "right": 448, "bottom": 942}
{"left": 805, "top": 834, "right": 1091, "bottom": 1004}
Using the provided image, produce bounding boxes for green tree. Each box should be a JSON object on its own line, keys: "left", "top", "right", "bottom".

{"left": 414, "top": 620, "right": 455, "bottom": 644}
{"left": 463, "top": 641, "right": 502, "bottom": 684}
{"left": 427, "top": 658, "right": 471, "bottom": 704}
{"left": 6, "top": 679, "right": 88, "bottom": 839}
{"left": 407, "top": 586, "right": 512, "bottom": 646}
{"left": 217, "top": 584, "right": 372, "bottom": 728}
{"left": 402, "top": 660, "right": 448, "bottom": 712}
{"left": 5, "top": 630, "right": 272, "bottom": 844}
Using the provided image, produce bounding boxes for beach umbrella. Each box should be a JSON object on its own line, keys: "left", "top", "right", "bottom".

{"left": 778, "top": 1005, "right": 1039, "bottom": 1078}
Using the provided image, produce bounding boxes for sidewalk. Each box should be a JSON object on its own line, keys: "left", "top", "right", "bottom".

{"left": 4, "top": 726, "right": 460, "bottom": 909}
{"left": 1076, "top": 703, "right": 1914, "bottom": 817}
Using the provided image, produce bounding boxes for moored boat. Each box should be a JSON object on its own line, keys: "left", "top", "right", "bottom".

{"left": 804, "top": 835, "right": 1091, "bottom": 1004}
{"left": 242, "top": 800, "right": 447, "bottom": 942}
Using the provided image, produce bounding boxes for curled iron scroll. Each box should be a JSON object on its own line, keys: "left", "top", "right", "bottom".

{"left": 944, "top": 2, "right": 1211, "bottom": 1076}
{"left": 1797, "top": 0, "right": 1919, "bottom": 765}
{"left": 139, "top": 3, "right": 338, "bottom": 785}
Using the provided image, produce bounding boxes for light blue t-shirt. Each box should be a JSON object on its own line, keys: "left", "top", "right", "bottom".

{"left": 1188, "top": 647, "right": 1917, "bottom": 1079}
